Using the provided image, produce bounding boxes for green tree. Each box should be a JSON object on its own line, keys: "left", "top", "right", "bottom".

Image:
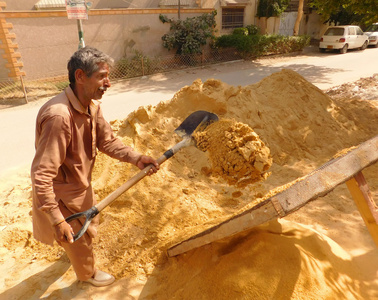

{"left": 310, "top": 0, "right": 378, "bottom": 27}
{"left": 256, "top": 0, "right": 290, "bottom": 18}
{"left": 159, "top": 11, "right": 217, "bottom": 55}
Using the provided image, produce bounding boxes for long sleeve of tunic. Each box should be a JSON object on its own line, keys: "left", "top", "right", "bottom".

{"left": 31, "top": 87, "right": 141, "bottom": 245}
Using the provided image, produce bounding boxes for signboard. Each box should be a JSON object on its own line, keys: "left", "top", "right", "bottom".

{"left": 65, "top": 0, "right": 88, "bottom": 20}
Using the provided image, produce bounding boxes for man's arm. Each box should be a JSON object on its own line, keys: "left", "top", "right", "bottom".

{"left": 95, "top": 107, "right": 159, "bottom": 174}
{"left": 31, "top": 114, "right": 74, "bottom": 241}
{"left": 95, "top": 107, "right": 141, "bottom": 164}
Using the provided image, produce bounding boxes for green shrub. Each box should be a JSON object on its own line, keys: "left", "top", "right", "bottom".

{"left": 246, "top": 25, "right": 260, "bottom": 35}
{"left": 159, "top": 11, "right": 217, "bottom": 54}
{"left": 215, "top": 34, "right": 310, "bottom": 58}
{"left": 233, "top": 27, "right": 249, "bottom": 36}
{"left": 216, "top": 34, "right": 247, "bottom": 49}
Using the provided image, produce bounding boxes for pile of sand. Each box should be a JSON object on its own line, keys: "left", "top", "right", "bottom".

{"left": 143, "top": 219, "right": 365, "bottom": 300}
{"left": 194, "top": 119, "right": 272, "bottom": 187}
{"left": 1, "top": 69, "right": 377, "bottom": 299}
{"left": 90, "top": 69, "right": 377, "bottom": 298}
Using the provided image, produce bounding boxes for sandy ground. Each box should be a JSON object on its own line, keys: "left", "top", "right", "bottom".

{"left": 0, "top": 66, "right": 377, "bottom": 300}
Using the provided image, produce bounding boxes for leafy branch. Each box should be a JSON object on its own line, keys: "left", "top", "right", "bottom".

{"left": 159, "top": 11, "right": 217, "bottom": 55}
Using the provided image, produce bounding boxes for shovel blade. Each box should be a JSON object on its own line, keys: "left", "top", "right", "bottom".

{"left": 175, "top": 110, "right": 219, "bottom": 138}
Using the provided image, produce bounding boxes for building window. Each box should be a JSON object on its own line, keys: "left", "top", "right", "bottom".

{"left": 34, "top": 0, "right": 66, "bottom": 10}
{"left": 222, "top": 8, "right": 244, "bottom": 29}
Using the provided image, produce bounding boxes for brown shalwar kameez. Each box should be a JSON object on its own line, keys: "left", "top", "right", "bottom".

{"left": 31, "top": 86, "right": 141, "bottom": 280}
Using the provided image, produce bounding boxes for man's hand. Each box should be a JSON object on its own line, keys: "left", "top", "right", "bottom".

{"left": 136, "top": 155, "right": 160, "bottom": 175}
{"left": 54, "top": 221, "right": 74, "bottom": 244}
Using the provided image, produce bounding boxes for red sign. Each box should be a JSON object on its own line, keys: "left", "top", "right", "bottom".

{"left": 66, "top": 0, "right": 88, "bottom": 20}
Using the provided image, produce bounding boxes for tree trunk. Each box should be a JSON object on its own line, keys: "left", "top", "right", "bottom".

{"left": 293, "top": 0, "right": 304, "bottom": 36}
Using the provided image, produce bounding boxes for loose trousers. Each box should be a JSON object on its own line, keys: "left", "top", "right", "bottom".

{"left": 58, "top": 201, "right": 95, "bottom": 281}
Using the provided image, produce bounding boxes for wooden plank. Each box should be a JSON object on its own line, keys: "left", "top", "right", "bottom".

{"left": 168, "top": 200, "right": 280, "bottom": 257}
{"left": 346, "top": 172, "right": 378, "bottom": 248}
{"left": 167, "top": 135, "right": 378, "bottom": 257}
{"left": 270, "top": 141, "right": 378, "bottom": 215}
{"left": 19, "top": 75, "right": 28, "bottom": 104}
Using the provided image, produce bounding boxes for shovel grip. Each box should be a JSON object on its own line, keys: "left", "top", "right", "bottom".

{"left": 65, "top": 206, "right": 99, "bottom": 242}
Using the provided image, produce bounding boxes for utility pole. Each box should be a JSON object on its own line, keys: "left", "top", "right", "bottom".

{"left": 178, "top": 0, "right": 181, "bottom": 20}
{"left": 66, "top": 1, "right": 91, "bottom": 49}
{"left": 77, "top": 19, "right": 85, "bottom": 49}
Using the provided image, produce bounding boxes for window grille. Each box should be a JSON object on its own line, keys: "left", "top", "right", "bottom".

{"left": 222, "top": 8, "right": 244, "bottom": 29}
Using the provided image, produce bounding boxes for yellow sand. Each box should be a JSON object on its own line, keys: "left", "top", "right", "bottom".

{"left": 194, "top": 119, "right": 272, "bottom": 187}
{"left": 0, "top": 69, "right": 377, "bottom": 299}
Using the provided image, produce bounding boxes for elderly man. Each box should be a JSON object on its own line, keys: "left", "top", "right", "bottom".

{"left": 31, "top": 46, "right": 159, "bottom": 286}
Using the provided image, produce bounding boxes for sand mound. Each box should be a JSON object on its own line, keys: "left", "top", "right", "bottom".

{"left": 1, "top": 69, "right": 377, "bottom": 299}
{"left": 88, "top": 69, "right": 377, "bottom": 296}
{"left": 142, "top": 219, "right": 363, "bottom": 300}
{"left": 194, "top": 119, "right": 272, "bottom": 187}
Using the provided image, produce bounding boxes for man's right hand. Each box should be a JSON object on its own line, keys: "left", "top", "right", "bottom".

{"left": 136, "top": 155, "right": 160, "bottom": 175}
{"left": 54, "top": 221, "right": 74, "bottom": 243}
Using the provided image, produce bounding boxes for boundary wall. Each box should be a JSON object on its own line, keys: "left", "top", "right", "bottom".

{"left": 0, "top": 5, "right": 213, "bottom": 80}
{"left": 0, "top": 1, "right": 323, "bottom": 82}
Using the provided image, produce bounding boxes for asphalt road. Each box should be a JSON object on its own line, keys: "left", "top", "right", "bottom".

{"left": 1, "top": 45, "right": 377, "bottom": 177}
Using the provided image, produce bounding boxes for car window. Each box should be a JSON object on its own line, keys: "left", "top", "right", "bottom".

{"left": 348, "top": 27, "right": 356, "bottom": 35}
{"left": 356, "top": 27, "right": 363, "bottom": 35}
{"left": 324, "top": 28, "right": 345, "bottom": 36}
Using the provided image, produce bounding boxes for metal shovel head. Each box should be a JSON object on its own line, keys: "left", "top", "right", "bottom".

{"left": 174, "top": 110, "right": 219, "bottom": 138}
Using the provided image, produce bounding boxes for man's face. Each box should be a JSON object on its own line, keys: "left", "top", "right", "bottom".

{"left": 82, "top": 62, "right": 111, "bottom": 101}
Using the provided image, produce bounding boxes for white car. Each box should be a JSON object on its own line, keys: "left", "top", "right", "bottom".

{"left": 319, "top": 25, "right": 369, "bottom": 54}
{"left": 364, "top": 23, "right": 378, "bottom": 47}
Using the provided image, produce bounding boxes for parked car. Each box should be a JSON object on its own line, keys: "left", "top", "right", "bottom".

{"left": 319, "top": 25, "right": 369, "bottom": 54}
{"left": 364, "top": 23, "right": 378, "bottom": 47}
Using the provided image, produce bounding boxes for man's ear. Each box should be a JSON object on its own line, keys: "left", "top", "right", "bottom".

{"left": 75, "top": 69, "right": 86, "bottom": 85}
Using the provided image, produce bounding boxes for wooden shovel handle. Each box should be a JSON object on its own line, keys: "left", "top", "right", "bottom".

{"left": 66, "top": 138, "right": 191, "bottom": 242}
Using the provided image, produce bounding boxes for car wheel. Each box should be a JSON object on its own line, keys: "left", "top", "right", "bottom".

{"left": 360, "top": 41, "right": 368, "bottom": 50}
{"left": 374, "top": 43, "right": 378, "bottom": 48}
{"left": 319, "top": 48, "right": 326, "bottom": 53}
{"left": 339, "top": 44, "right": 348, "bottom": 54}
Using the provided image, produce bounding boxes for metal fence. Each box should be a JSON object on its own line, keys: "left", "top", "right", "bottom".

{"left": 0, "top": 48, "right": 242, "bottom": 104}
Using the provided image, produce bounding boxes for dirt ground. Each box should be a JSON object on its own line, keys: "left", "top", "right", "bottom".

{"left": 0, "top": 70, "right": 377, "bottom": 300}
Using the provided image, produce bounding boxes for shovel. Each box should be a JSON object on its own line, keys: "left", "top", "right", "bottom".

{"left": 65, "top": 110, "right": 219, "bottom": 242}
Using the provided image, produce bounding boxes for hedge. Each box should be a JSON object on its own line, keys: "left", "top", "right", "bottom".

{"left": 215, "top": 33, "right": 311, "bottom": 58}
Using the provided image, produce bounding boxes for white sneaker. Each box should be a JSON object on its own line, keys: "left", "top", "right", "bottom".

{"left": 84, "top": 270, "right": 115, "bottom": 287}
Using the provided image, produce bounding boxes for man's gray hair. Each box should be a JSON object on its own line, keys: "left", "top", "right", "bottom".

{"left": 67, "top": 46, "right": 114, "bottom": 85}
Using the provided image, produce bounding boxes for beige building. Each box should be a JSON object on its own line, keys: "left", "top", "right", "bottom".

{"left": 0, "top": 1, "right": 322, "bottom": 80}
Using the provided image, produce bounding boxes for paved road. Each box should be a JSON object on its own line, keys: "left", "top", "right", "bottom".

{"left": 1, "top": 46, "right": 377, "bottom": 177}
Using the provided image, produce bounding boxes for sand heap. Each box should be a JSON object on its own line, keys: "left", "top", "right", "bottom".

{"left": 89, "top": 69, "right": 377, "bottom": 298}
{"left": 194, "top": 119, "right": 272, "bottom": 187}
{"left": 1, "top": 69, "right": 378, "bottom": 299}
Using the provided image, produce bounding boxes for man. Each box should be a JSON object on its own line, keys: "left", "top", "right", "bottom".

{"left": 31, "top": 46, "right": 159, "bottom": 287}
